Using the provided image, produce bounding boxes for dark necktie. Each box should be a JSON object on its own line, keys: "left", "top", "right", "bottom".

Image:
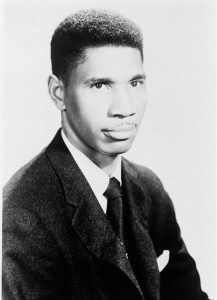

{"left": 103, "top": 177, "right": 125, "bottom": 243}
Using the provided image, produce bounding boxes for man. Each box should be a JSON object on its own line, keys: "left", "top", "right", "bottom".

{"left": 3, "top": 9, "right": 210, "bottom": 300}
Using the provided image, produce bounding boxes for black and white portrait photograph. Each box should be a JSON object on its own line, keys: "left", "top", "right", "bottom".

{"left": 2, "top": 0, "right": 216, "bottom": 299}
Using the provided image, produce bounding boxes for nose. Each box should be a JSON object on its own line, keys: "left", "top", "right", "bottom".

{"left": 108, "top": 87, "right": 136, "bottom": 118}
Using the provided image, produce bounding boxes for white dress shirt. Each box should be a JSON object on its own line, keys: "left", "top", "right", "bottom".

{"left": 61, "top": 130, "right": 122, "bottom": 213}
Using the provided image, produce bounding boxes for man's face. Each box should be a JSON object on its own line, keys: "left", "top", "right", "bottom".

{"left": 62, "top": 46, "right": 147, "bottom": 161}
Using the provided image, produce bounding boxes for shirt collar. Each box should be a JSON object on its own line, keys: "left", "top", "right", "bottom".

{"left": 61, "top": 130, "right": 122, "bottom": 197}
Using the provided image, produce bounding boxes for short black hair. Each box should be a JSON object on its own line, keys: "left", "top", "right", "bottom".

{"left": 51, "top": 9, "right": 143, "bottom": 85}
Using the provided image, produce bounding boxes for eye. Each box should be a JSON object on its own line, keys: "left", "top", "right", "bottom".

{"left": 130, "top": 80, "right": 143, "bottom": 87}
{"left": 94, "top": 82, "right": 103, "bottom": 89}
{"left": 90, "top": 82, "right": 110, "bottom": 90}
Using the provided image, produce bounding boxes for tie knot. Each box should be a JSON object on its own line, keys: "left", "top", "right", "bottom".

{"left": 104, "top": 177, "right": 123, "bottom": 200}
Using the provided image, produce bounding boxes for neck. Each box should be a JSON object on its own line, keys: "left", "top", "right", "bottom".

{"left": 91, "top": 153, "right": 120, "bottom": 176}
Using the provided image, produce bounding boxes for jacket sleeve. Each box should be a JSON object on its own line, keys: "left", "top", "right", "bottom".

{"left": 158, "top": 191, "right": 210, "bottom": 300}
{"left": 2, "top": 206, "right": 67, "bottom": 299}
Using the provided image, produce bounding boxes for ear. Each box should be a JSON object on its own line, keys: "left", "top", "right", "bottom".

{"left": 48, "top": 74, "right": 66, "bottom": 110}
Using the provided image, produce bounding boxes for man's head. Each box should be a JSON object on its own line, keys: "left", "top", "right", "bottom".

{"left": 48, "top": 10, "right": 147, "bottom": 168}
{"left": 51, "top": 9, "right": 143, "bottom": 86}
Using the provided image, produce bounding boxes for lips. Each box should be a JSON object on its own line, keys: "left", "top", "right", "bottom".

{"left": 103, "top": 124, "right": 136, "bottom": 140}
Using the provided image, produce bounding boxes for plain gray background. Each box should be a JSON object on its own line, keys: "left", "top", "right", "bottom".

{"left": 3, "top": 0, "right": 216, "bottom": 297}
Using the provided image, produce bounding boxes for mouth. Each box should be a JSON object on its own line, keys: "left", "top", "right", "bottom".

{"left": 103, "top": 124, "right": 136, "bottom": 140}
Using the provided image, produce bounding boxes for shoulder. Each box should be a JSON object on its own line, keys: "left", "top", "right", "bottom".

{"left": 122, "top": 157, "right": 174, "bottom": 215}
{"left": 3, "top": 147, "right": 69, "bottom": 245}
{"left": 122, "top": 157, "right": 165, "bottom": 194}
{"left": 3, "top": 149, "right": 60, "bottom": 210}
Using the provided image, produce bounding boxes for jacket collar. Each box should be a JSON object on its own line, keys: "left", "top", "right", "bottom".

{"left": 45, "top": 129, "right": 159, "bottom": 300}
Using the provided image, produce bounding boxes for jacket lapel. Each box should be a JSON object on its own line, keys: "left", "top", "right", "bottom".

{"left": 45, "top": 130, "right": 144, "bottom": 298}
{"left": 122, "top": 158, "right": 160, "bottom": 300}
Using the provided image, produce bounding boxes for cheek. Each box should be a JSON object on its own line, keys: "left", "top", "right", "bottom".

{"left": 79, "top": 102, "right": 109, "bottom": 129}
{"left": 77, "top": 110, "right": 105, "bottom": 136}
{"left": 79, "top": 90, "right": 109, "bottom": 112}
{"left": 131, "top": 85, "right": 147, "bottom": 104}
{"left": 134, "top": 95, "right": 147, "bottom": 118}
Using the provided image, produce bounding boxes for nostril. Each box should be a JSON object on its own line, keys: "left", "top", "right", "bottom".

{"left": 112, "top": 111, "right": 136, "bottom": 118}
{"left": 113, "top": 114, "right": 125, "bottom": 119}
{"left": 113, "top": 112, "right": 135, "bottom": 118}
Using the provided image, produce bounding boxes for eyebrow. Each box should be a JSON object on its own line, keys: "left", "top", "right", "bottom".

{"left": 130, "top": 73, "right": 146, "bottom": 81}
{"left": 84, "top": 77, "right": 114, "bottom": 85}
{"left": 83, "top": 72, "right": 146, "bottom": 85}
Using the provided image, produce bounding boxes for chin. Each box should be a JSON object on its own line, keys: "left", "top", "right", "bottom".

{"left": 103, "top": 139, "right": 134, "bottom": 155}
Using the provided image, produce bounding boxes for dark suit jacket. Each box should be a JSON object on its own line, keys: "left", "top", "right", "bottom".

{"left": 3, "top": 129, "right": 209, "bottom": 300}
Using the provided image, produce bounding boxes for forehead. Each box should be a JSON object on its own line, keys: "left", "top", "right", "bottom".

{"left": 72, "top": 46, "right": 144, "bottom": 82}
